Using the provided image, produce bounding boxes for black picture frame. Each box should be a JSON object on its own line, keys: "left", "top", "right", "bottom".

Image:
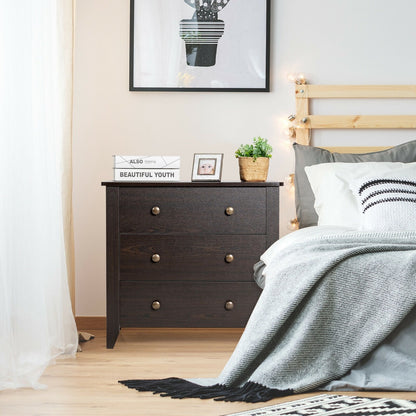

{"left": 129, "top": 0, "right": 270, "bottom": 92}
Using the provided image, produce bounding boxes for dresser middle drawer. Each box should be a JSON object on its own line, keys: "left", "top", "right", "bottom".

{"left": 120, "top": 234, "right": 266, "bottom": 281}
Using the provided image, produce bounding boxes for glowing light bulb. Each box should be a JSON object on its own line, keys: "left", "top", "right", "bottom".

{"left": 288, "top": 218, "right": 299, "bottom": 231}
{"left": 284, "top": 174, "right": 295, "bottom": 193}
{"left": 296, "top": 74, "right": 306, "bottom": 85}
{"left": 287, "top": 73, "right": 296, "bottom": 83}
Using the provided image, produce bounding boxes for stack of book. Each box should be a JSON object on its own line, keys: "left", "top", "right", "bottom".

{"left": 113, "top": 156, "right": 180, "bottom": 182}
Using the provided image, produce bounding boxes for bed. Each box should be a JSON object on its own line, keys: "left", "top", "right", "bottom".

{"left": 271, "top": 81, "right": 416, "bottom": 394}
{"left": 120, "top": 82, "right": 416, "bottom": 402}
{"left": 279, "top": 81, "right": 416, "bottom": 393}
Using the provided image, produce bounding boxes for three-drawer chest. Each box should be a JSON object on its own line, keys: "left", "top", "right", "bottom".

{"left": 102, "top": 182, "right": 281, "bottom": 348}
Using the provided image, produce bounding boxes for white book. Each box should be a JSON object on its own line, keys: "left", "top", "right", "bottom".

{"left": 114, "top": 168, "right": 180, "bottom": 182}
{"left": 113, "top": 156, "right": 180, "bottom": 169}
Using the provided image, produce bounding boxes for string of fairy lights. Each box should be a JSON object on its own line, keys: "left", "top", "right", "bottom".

{"left": 283, "top": 73, "right": 308, "bottom": 231}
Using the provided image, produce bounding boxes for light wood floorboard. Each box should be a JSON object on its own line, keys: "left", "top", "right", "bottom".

{"left": 1, "top": 329, "right": 415, "bottom": 416}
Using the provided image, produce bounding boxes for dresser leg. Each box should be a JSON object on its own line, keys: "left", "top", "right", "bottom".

{"left": 107, "top": 325, "right": 120, "bottom": 349}
{"left": 105, "top": 185, "right": 120, "bottom": 349}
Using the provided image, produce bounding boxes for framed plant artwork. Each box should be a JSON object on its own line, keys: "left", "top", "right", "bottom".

{"left": 129, "top": 0, "right": 270, "bottom": 92}
{"left": 191, "top": 153, "right": 223, "bottom": 181}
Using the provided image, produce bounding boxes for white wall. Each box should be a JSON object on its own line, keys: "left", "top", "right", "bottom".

{"left": 73, "top": 0, "right": 416, "bottom": 316}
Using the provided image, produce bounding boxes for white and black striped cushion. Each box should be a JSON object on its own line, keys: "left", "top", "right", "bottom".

{"left": 355, "top": 177, "right": 416, "bottom": 231}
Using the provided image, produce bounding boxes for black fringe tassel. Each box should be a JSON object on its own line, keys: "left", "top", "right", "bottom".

{"left": 118, "top": 377, "right": 294, "bottom": 403}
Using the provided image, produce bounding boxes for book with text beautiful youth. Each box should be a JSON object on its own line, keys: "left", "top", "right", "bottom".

{"left": 113, "top": 156, "right": 180, "bottom": 181}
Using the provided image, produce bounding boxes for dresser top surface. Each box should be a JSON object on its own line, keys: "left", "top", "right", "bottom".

{"left": 102, "top": 181, "right": 283, "bottom": 188}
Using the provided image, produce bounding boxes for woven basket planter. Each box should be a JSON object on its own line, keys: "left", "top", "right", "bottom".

{"left": 238, "top": 157, "right": 270, "bottom": 182}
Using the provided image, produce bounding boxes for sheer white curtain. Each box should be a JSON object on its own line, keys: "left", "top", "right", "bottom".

{"left": 0, "top": 0, "right": 78, "bottom": 389}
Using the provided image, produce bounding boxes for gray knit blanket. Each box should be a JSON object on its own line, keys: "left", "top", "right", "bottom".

{"left": 120, "top": 227, "right": 416, "bottom": 402}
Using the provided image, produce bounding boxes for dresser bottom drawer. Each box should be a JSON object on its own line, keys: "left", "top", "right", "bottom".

{"left": 119, "top": 281, "right": 262, "bottom": 328}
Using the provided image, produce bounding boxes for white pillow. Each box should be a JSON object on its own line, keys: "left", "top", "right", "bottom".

{"left": 304, "top": 161, "right": 416, "bottom": 228}
{"left": 352, "top": 169, "right": 416, "bottom": 231}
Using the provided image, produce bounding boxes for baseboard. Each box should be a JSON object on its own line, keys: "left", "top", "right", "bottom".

{"left": 76, "top": 316, "right": 106, "bottom": 330}
{"left": 74, "top": 318, "right": 245, "bottom": 333}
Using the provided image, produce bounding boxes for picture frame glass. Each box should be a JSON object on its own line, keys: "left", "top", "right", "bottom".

{"left": 198, "top": 158, "right": 216, "bottom": 175}
{"left": 130, "top": 0, "right": 270, "bottom": 91}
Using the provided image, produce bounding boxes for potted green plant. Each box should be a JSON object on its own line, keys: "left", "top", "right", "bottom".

{"left": 235, "top": 137, "right": 272, "bottom": 182}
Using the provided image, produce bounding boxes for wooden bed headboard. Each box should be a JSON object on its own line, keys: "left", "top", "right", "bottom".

{"left": 292, "top": 82, "right": 416, "bottom": 146}
{"left": 287, "top": 80, "right": 416, "bottom": 229}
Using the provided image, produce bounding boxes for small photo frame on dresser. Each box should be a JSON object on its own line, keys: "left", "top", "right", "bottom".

{"left": 192, "top": 153, "right": 223, "bottom": 182}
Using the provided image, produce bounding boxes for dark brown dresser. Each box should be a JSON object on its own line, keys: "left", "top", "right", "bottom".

{"left": 101, "top": 182, "right": 281, "bottom": 348}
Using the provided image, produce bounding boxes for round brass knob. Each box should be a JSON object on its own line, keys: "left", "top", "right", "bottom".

{"left": 151, "top": 300, "right": 161, "bottom": 311}
{"left": 151, "top": 254, "right": 161, "bottom": 263}
{"left": 151, "top": 206, "right": 161, "bottom": 216}
{"left": 225, "top": 207, "right": 234, "bottom": 216}
{"left": 225, "top": 301, "right": 234, "bottom": 311}
{"left": 225, "top": 254, "right": 234, "bottom": 263}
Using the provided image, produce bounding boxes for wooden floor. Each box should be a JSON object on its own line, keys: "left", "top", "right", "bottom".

{"left": 1, "top": 329, "right": 415, "bottom": 416}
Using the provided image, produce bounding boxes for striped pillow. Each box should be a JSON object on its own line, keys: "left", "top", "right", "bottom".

{"left": 354, "top": 177, "right": 416, "bottom": 231}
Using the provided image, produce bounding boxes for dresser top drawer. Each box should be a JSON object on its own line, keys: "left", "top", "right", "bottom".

{"left": 117, "top": 186, "right": 270, "bottom": 234}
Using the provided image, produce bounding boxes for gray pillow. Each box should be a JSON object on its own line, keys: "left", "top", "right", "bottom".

{"left": 293, "top": 140, "right": 416, "bottom": 228}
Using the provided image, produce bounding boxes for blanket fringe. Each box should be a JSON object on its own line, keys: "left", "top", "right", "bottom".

{"left": 118, "top": 377, "right": 293, "bottom": 403}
